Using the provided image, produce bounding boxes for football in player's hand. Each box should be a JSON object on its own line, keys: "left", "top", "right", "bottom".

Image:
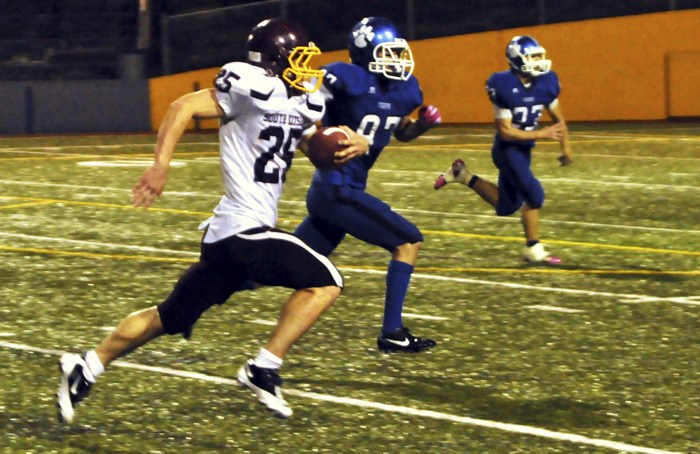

{"left": 306, "top": 127, "right": 349, "bottom": 169}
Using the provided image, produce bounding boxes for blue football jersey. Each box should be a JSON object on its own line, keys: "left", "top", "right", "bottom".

{"left": 485, "top": 70, "right": 560, "bottom": 148}
{"left": 318, "top": 61, "right": 423, "bottom": 186}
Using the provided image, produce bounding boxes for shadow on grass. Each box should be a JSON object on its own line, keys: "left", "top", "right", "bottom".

{"left": 296, "top": 376, "right": 615, "bottom": 429}
{"left": 592, "top": 269, "right": 687, "bottom": 283}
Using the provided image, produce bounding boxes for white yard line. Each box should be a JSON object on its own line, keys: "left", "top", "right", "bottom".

{"left": 250, "top": 319, "right": 277, "bottom": 326}
{"left": 341, "top": 268, "right": 700, "bottom": 307}
{"left": 0, "top": 179, "right": 697, "bottom": 234}
{"left": 402, "top": 313, "right": 449, "bottom": 321}
{"left": 0, "top": 142, "right": 219, "bottom": 151}
{"left": 5, "top": 231, "right": 693, "bottom": 307}
{"left": 381, "top": 182, "right": 415, "bottom": 187}
{"left": 77, "top": 160, "right": 187, "bottom": 168}
{"left": 0, "top": 179, "right": 215, "bottom": 197}
{"left": 1, "top": 140, "right": 699, "bottom": 162}
{"left": 0, "top": 232, "right": 199, "bottom": 256}
{"left": 390, "top": 207, "right": 700, "bottom": 235}
{"left": 540, "top": 177, "right": 699, "bottom": 191}
{"left": 0, "top": 340, "right": 680, "bottom": 454}
{"left": 526, "top": 305, "right": 584, "bottom": 313}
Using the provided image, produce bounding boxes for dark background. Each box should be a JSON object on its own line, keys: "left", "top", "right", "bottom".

{"left": 2, "top": 0, "right": 699, "bottom": 80}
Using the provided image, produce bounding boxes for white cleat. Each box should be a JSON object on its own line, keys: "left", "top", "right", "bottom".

{"left": 434, "top": 158, "right": 468, "bottom": 189}
{"left": 56, "top": 353, "right": 93, "bottom": 423}
{"left": 237, "top": 360, "right": 292, "bottom": 418}
{"left": 523, "top": 243, "right": 562, "bottom": 265}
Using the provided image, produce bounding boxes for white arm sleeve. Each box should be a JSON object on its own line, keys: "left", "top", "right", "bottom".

{"left": 493, "top": 103, "right": 512, "bottom": 119}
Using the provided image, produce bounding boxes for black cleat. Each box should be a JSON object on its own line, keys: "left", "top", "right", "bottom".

{"left": 237, "top": 359, "right": 292, "bottom": 418}
{"left": 56, "top": 353, "right": 93, "bottom": 423}
{"left": 377, "top": 327, "right": 436, "bottom": 353}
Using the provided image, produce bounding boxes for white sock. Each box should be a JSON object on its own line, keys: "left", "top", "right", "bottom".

{"left": 83, "top": 350, "right": 105, "bottom": 382}
{"left": 253, "top": 348, "right": 283, "bottom": 370}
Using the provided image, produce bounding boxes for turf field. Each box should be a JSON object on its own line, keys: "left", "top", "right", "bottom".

{"left": 0, "top": 122, "right": 698, "bottom": 453}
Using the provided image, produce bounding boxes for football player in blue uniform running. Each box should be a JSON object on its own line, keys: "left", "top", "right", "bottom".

{"left": 435, "top": 35, "right": 572, "bottom": 264}
{"left": 294, "top": 17, "right": 442, "bottom": 353}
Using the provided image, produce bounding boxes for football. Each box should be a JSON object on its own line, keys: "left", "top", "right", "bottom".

{"left": 305, "top": 126, "right": 349, "bottom": 169}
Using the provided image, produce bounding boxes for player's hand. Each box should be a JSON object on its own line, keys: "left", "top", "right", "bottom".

{"left": 418, "top": 105, "right": 442, "bottom": 128}
{"left": 334, "top": 125, "right": 369, "bottom": 164}
{"left": 557, "top": 152, "right": 573, "bottom": 166}
{"left": 132, "top": 163, "right": 169, "bottom": 209}
{"left": 541, "top": 122, "right": 566, "bottom": 142}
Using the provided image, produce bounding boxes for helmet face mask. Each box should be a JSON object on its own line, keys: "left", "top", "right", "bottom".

{"left": 349, "top": 17, "right": 414, "bottom": 81}
{"left": 506, "top": 35, "right": 552, "bottom": 77}
{"left": 246, "top": 18, "right": 324, "bottom": 93}
{"left": 282, "top": 43, "right": 323, "bottom": 92}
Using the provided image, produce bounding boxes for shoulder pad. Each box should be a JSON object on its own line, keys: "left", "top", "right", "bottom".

{"left": 400, "top": 75, "right": 424, "bottom": 108}
{"left": 540, "top": 71, "right": 561, "bottom": 98}
{"left": 214, "top": 62, "right": 276, "bottom": 96}
{"left": 485, "top": 71, "right": 511, "bottom": 105}
{"left": 322, "top": 62, "right": 372, "bottom": 97}
{"left": 486, "top": 71, "right": 512, "bottom": 88}
{"left": 304, "top": 90, "right": 326, "bottom": 123}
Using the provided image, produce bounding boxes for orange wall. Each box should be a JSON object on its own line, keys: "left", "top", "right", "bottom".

{"left": 149, "top": 9, "right": 700, "bottom": 128}
{"left": 667, "top": 51, "right": 700, "bottom": 118}
{"left": 149, "top": 67, "right": 221, "bottom": 131}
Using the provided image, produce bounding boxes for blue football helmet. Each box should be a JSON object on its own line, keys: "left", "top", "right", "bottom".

{"left": 506, "top": 35, "right": 551, "bottom": 77}
{"left": 348, "top": 17, "right": 414, "bottom": 81}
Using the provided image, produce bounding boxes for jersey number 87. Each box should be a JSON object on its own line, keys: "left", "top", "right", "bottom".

{"left": 356, "top": 114, "right": 401, "bottom": 145}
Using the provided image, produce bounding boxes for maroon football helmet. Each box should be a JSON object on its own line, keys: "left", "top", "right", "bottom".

{"left": 246, "top": 18, "right": 323, "bottom": 92}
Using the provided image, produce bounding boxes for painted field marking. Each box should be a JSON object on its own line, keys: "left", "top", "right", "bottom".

{"left": 0, "top": 239, "right": 697, "bottom": 280}
{"left": 0, "top": 151, "right": 218, "bottom": 163}
{"left": 395, "top": 207, "right": 700, "bottom": 235}
{"left": 1, "top": 178, "right": 696, "bottom": 235}
{"left": 526, "top": 305, "right": 584, "bottom": 314}
{"left": 0, "top": 232, "right": 200, "bottom": 256}
{"left": 420, "top": 230, "right": 700, "bottom": 257}
{"left": 0, "top": 193, "right": 698, "bottom": 253}
{"left": 0, "top": 195, "right": 211, "bottom": 217}
{"left": 0, "top": 148, "right": 88, "bottom": 156}
{"left": 0, "top": 340, "right": 680, "bottom": 454}
{"left": 0, "top": 244, "right": 193, "bottom": 264}
{"left": 0, "top": 142, "right": 218, "bottom": 151}
{"left": 1, "top": 136, "right": 698, "bottom": 161}
{"left": 402, "top": 313, "right": 449, "bottom": 321}
{"left": 0, "top": 201, "right": 56, "bottom": 211}
{"left": 425, "top": 131, "right": 700, "bottom": 140}
{"left": 417, "top": 266, "right": 700, "bottom": 276}
{"left": 0, "top": 236, "right": 696, "bottom": 306}
{"left": 342, "top": 268, "right": 700, "bottom": 307}
{"left": 77, "top": 160, "right": 187, "bottom": 168}
{"left": 250, "top": 319, "right": 277, "bottom": 326}
{"left": 381, "top": 182, "right": 415, "bottom": 187}
{"left": 0, "top": 181, "right": 696, "bottom": 236}
{"left": 0, "top": 180, "right": 217, "bottom": 198}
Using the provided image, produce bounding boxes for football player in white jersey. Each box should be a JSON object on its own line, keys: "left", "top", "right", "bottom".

{"left": 57, "top": 18, "right": 366, "bottom": 421}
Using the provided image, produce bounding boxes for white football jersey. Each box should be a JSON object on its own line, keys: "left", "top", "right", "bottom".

{"left": 199, "top": 62, "right": 325, "bottom": 243}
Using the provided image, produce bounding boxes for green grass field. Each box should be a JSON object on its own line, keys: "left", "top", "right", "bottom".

{"left": 0, "top": 122, "right": 698, "bottom": 453}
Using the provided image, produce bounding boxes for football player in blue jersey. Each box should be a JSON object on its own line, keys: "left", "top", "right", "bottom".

{"left": 435, "top": 35, "right": 572, "bottom": 264}
{"left": 294, "top": 17, "right": 442, "bottom": 353}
